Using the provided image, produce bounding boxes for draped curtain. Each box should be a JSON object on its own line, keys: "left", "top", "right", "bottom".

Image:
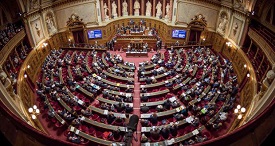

{"left": 72, "top": 30, "right": 84, "bottom": 44}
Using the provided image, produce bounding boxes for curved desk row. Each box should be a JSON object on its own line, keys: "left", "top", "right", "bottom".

{"left": 69, "top": 126, "right": 123, "bottom": 146}
{"left": 140, "top": 105, "right": 186, "bottom": 118}
{"left": 140, "top": 74, "right": 181, "bottom": 89}
{"left": 140, "top": 89, "right": 169, "bottom": 97}
{"left": 97, "top": 97, "right": 133, "bottom": 107}
{"left": 103, "top": 89, "right": 133, "bottom": 97}
{"left": 93, "top": 74, "right": 134, "bottom": 89}
{"left": 103, "top": 70, "right": 134, "bottom": 81}
{"left": 141, "top": 126, "right": 205, "bottom": 146}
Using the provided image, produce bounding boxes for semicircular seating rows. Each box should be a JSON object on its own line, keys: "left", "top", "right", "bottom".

{"left": 35, "top": 46, "right": 239, "bottom": 145}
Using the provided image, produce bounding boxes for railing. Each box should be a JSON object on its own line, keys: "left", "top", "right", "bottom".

{"left": 248, "top": 28, "right": 275, "bottom": 64}
{"left": 0, "top": 30, "right": 26, "bottom": 65}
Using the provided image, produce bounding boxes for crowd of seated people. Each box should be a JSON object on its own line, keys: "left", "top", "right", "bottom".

{"left": 0, "top": 22, "right": 24, "bottom": 50}
{"left": 36, "top": 48, "right": 137, "bottom": 145}
{"left": 138, "top": 46, "right": 238, "bottom": 145}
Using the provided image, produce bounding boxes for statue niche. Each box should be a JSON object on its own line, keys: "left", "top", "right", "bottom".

{"left": 45, "top": 12, "right": 57, "bottom": 35}
{"left": 217, "top": 12, "right": 229, "bottom": 36}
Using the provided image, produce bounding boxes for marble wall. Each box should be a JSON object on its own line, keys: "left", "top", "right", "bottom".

{"left": 54, "top": 0, "right": 98, "bottom": 31}
{"left": 176, "top": 0, "right": 219, "bottom": 31}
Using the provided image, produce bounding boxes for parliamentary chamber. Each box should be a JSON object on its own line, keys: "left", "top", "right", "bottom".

{"left": 0, "top": 0, "right": 274, "bottom": 146}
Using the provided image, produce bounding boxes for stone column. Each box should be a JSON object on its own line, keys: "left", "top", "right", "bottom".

{"left": 118, "top": 0, "right": 121, "bottom": 17}
{"left": 153, "top": 0, "right": 156, "bottom": 17}
{"left": 163, "top": 0, "right": 166, "bottom": 18}
{"left": 100, "top": 0, "right": 105, "bottom": 21}
{"left": 108, "top": 0, "right": 111, "bottom": 18}
{"left": 239, "top": 17, "right": 250, "bottom": 47}
{"left": 169, "top": 0, "right": 173, "bottom": 21}
{"left": 141, "top": 0, "right": 145, "bottom": 16}
{"left": 130, "top": 0, "right": 133, "bottom": 15}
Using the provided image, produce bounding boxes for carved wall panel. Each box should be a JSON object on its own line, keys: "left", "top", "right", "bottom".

{"left": 229, "top": 16, "right": 244, "bottom": 45}
{"left": 176, "top": 1, "right": 219, "bottom": 31}
{"left": 29, "top": 17, "right": 45, "bottom": 45}
{"left": 54, "top": 1, "right": 98, "bottom": 31}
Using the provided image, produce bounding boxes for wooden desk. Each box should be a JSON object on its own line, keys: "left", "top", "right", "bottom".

{"left": 141, "top": 119, "right": 188, "bottom": 132}
{"left": 140, "top": 105, "right": 186, "bottom": 118}
{"left": 139, "top": 71, "right": 170, "bottom": 82}
{"left": 140, "top": 89, "right": 169, "bottom": 97}
{"left": 101, "top": 53, "right": 109, "bottom": 67}
{"left": 97, "top": 97, "right": 133, "bottom": 107}
{"left": 69, "top": 126, "right": 122, "bottom": 146}
{"left": 103, "top": 70, "right": 134, "bottom": 81}
{"left": 57, "top": 97, "right": 73, "bottom": 113}
{"left": 45, "top": 98, "right": 66, "bottom": 125}
{"left": 93, "top": 74, "right": 134, "bottom": 89}
{"left": 82, "top": 117, "right": 127, "bottom": 132}
{"left": 140, "top": 74, "right": 181, "bottom": 89}
{"left": 188, "top": 85, "right": 211, "bottom": 105}
{"left": 103, "top": 89, "right": 133, "bottom": 97}
{"left": 126, "top": 51, "right": 148, "bottom": 57}
{"left": 117, "top": 64, "right": 135, "bottom": 71}
{"left": 90, "top": 106, "right": 130, "bottom": 118}
{"left": 141, "top": 126, "right": 205, "bottom": 146}
{"left": 172, "top": 77, "right": 191, "bottom": 90}
{"left": 76, "top": 84, "right": 95, "bottom": 99}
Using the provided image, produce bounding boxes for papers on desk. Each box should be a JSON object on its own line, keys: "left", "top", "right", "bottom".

{"left": 75, "top": 130, "right": 80, "bottom": 134}
{"left": 97, "top": 76, "right": 102, "bottom": 80}
{"left": 103, "top": 110, "right": 108, "bottom": 115}
{"left": 169, "top": 97, "right": 177, "bottom": 102}
{"left": 70, "top": 126, "right": 75, "bottom": 132}
{"left": 119, "top": 92, "right": 123, "bottom": 95}
{"left": 57, "top": 98, "right": 60, "bottom": 101}
{"left": 144, "top": 142, "right": 150, "bottom": 146}
{"left": 201, "top": 108, "right": 207, "bottom": 114}
{"left": 61, "top": 120, "right": 65, "bottom": 124}
{"left": 140, "top": 85, "right": 145, "bottom": 88}
{"left": 92, "top": 74, "right": 97, "bottom": 77}
{"left": 165, "top": 138, "right": 175, "bottom": 145}
{"left": 186, "top": 116, "right": 194, "bottom": 123}
{"left": 80, "top": 116, "right": 85, "bottom": 121}
{"left": 78, "top": 100, "right": 84, "bottom": 105}
{"left": 164, "top": 72, "right": 168, "bottom": 75}
{"left": 192, "top": 129, "right": 199, "bottom": 135}
{"left": 116, "top": 83, "right": 120, "bottom": 86}
{"left": 126, "top": 93, "right": 131, "bottom": 97}
{"left": 179, "top": 83, "right": 183, "bottom": 87}
{"left": 141, "top": 127, "right": 147, "bottom": 132}
{"left": 175, "top": 105, "right": 185, "bottom": 113}
{"left": 165, "top": 80, "right": 169, "bottom": 83}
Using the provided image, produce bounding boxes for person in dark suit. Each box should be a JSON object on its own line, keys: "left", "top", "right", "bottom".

{"left": 141, "top": 94, "right": 148, "bottom": 102}
{"left": 107, "top": 112, "right": 116, "bottom": 124}
{"left": 140, "top": 104, "right": 149, "bottom": 113}
{"left": 150, "top": 128, "right": 160, "bottom": 140}
{"left": 169, "top": 123, "right": 178, "bottom": 137}
{"left": 150, "top": 113, "right": 158, "bottom": 124}
{"left": 125, "top": 104, "right": 133, "bottom": 113}
{"left": 161, "top": 126, "right": 170, "bottom": 139}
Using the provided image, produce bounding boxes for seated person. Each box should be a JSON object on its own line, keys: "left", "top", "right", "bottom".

{"left": 125, "top": 104, "right": 133, "bottom": 113}
{"left": 140, "top": 119, "right": 150, "bottom": 126}
{"left": 150, "top": 127, "right": 160, "bottom": 140}
{"left": 150, "top": 113, "right": 158, "bottom": 124}
{"left": 107, "top": 113, "right": 116, "bottom": 124}
{"left": 156, "top": 105, "right": 164, "bottom": 112}
{"left": 160, "top": 126, "right": 170, "bottom": 139}
{"left": 169, "top": 123, "right": 178, "bottom": 137}
{"left": 141, "top": 94, "right": 149, "bottom": 102}
{"left": 141, "top": 133, "right": 148, "bottom": 143}
{"left": 140, "top": 104, "right": 149, "bottom": 113}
